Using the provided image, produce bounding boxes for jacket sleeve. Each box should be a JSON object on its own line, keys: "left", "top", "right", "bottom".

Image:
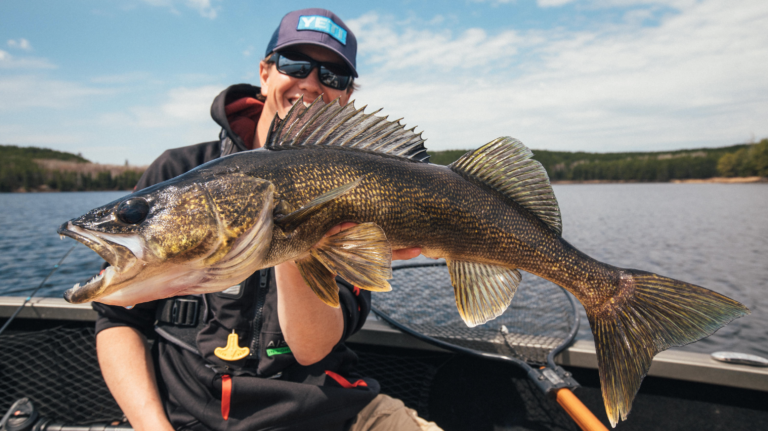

{"left": 336, "top": 278, "right": 371, "bottom": 341}
{"left": 93, "top": 301, "right": 158, "bottom": 336}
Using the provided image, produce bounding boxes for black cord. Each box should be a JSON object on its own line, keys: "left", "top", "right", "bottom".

{"left": 0, "top": 246, "right": 75, "bottom": 337}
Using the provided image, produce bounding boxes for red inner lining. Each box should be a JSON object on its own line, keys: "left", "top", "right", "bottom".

{"left": 225, "top": 97, "right": 264, "bottom": 148}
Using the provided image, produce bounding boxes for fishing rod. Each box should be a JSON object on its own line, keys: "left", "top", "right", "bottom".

{"left": 0, "top": 246, "right": 75, "bottom": 337}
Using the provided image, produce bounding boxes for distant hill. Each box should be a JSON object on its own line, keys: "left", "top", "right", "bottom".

{"left": 428, "top": 140, "right": 768, "bottom": 182}
{"left": 0, "top": 145, "right": 146, "bottom": 192}
{"left": 0, "top": 145, "right": 91, "bottom": 163}
{"left": 3, "top": 140, "right": 766, "bottom": 192}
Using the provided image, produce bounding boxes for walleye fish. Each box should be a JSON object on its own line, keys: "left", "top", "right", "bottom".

{"left": 58, "top": 96, "right": 748, "bottom": 427}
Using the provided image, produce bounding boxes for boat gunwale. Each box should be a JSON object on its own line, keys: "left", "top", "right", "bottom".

{"left": 2, "top": 296, "right": 766, "bottom": 392}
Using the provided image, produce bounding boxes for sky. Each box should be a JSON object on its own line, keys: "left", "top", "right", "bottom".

{"left": 1, "top": 0, "right": 766, "bottom": 166}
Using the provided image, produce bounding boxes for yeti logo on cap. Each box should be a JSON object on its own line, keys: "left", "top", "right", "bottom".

{"left": 297, "top": 15, "right": 347, "bottom": 45}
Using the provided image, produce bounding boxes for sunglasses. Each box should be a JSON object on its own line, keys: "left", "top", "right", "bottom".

{"left": 271, "top": 51, "right": 353, "bottom": 91}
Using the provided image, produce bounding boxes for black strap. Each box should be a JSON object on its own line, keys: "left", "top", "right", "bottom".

{"left": 157, "top": 296, "right": 200, "bottom": 327}
{"left": 155, "top": 296, "right": 206, "bottom": 355}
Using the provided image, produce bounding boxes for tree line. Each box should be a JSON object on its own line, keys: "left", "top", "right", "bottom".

{"left": 428, "top": 139, "right": 768, "bottom": 181}
{"left": 3, "top": 140, "right": 766, "bottom": 192}
{"left": 1, "top": 145, "right": 145, "bottom": 192}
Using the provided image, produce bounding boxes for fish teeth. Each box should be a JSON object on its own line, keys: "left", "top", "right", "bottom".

{"left": 59, "top": 235, "right": 64, "bottom": 240}
{"left": 72, "top": 282, "right": 81, "bottom": 289}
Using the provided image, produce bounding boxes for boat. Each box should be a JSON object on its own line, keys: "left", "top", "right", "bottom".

{"left": 2, "top": 278, "right": 768, "bottom": 431}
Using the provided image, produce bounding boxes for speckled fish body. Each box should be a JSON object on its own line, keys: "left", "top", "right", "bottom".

{"left": 58, "top": 97, "right": 748, "bottom": 427}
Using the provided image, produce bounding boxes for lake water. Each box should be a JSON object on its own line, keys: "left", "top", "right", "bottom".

{"left": 1, "top": 184, "right": 766, "bottom": 357}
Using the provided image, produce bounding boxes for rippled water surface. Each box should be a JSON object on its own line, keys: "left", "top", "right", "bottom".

{"left": 0, "top": 192, "right": 127, "bottom": 297}
{"left": 1, "top": 184, "right": 767, "bottom": 356}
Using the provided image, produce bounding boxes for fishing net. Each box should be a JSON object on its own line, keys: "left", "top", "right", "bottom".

{"left": 355, "top": 350, "right": 445, "bottom": 419}
{"left": 0, "top": 325, "right": 446, "bottom": 425}
{"left": 0, "top": 325, "right": 124, "bottom": 424}
{"left": 373, "top": 262, "right": 578, "bottom": 365}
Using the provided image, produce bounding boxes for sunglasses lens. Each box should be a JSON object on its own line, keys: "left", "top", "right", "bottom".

{"left": 275, "top": 53, "right": 352, "bottom": 90}
{"left": 276, "top": 56, "right": 312, "bottom": 78}
{"left": 319, "top": 67, "right": 351, "bottom": 90}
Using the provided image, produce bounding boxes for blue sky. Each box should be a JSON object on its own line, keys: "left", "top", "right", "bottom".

{"left": 1, "top": 0, "right": 766, "bottom": 165}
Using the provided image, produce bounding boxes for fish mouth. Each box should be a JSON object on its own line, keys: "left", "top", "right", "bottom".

{"left": 57, "top": 222, "right": 142, "bottom": 304}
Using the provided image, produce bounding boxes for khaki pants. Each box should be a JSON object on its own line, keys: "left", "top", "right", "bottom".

{"left": 348, "top": 394, "right": 443, "bottom": 431}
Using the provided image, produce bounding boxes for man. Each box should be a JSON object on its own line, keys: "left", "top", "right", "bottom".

{"left": 94, "top": 8, "right": 440, "bottom": 431}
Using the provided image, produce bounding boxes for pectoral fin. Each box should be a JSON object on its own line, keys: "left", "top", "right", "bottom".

{"left": 447, "top": 259, "right": 522, "bottom": 327}
{"left": 296, "top": 255, "right": 341, "bottom": 307}
{"left": 310, "top": 223, "right": 392, "bottom": 292}
{"left": 275, "top": 177, "right": 364, "bottom": 232}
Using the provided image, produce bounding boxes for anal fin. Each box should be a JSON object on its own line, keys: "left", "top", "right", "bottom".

{"left": 447, "top": 259, "right": 522, "bottom": 327}
{"left": 311, "top": 223, "right": 392, "bottom": 292}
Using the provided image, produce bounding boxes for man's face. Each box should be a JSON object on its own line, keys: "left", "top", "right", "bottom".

{"left": 259, "top": 44, "right": 353, "bottom": 125}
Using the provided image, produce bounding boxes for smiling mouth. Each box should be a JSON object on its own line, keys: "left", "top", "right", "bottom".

{"left": 57, "top": 222, "right": 139, "bottom": 303}
{"left": 289, "top": 98, "right": 312, "bottom": 108}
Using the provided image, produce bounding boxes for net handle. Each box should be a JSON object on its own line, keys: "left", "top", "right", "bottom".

{"left": 556, "top": 388, "right": 608, "bottom": 431}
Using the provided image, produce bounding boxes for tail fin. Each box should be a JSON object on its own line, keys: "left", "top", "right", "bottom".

{"left": 587, "top": 269, "right": 749, "bottom": 427}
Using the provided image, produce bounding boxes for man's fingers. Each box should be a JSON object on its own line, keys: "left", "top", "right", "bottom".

{"left": 323, "top": 224, "right": 421, "bottom": 261}
{"left": 324, "top": 222, "right": 358, "bottom": 237}
{"left": 392, "top": 247, "right": 421, "bottom": 261}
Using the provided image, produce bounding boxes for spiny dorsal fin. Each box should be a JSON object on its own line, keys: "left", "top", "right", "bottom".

{"left": 447, "top": 259, "right": 521, "bottom": 327}
{"left": 266, "top": 96, "right": 430, "bottom": 162}
{"left": 450, "top": 137, "right": 562, "bottom": 235}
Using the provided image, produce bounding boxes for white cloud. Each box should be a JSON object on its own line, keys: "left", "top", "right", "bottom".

{"left": 98, "top": 85, "right": 220, "bottom": 132}
{"left": 140, "top": 0, "right": 218, "bottom": 19}
{"left": 350, "top": 13, "right": 524, "bottom": 73}
{"left": 0, "top": 50, "right": 56, "bottom": 69}
{"left": 347, "top": 1, "right": 768, "bottom": 153}
{"left": 89, "top": 72, "right": 155, "bottom": 84}
{"left": 88, "top": 85, "right": 222, "bottom": 163}
{"left": 537, "top": 0, "right": 577, "bottom": 6}
{"left": 7, "top": 38, "right": 32, "bottom": 51}
{"left": 0, "top": 75, "right": 108, "bottom": 110}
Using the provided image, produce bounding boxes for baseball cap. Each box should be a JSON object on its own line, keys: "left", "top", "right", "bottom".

{"left": 265, "top": 8, "right": 358, "bottom": 77}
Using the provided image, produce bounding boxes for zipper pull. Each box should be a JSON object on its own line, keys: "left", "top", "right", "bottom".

{"left": 214, "top": 329, "right": 250, "bottom": 361}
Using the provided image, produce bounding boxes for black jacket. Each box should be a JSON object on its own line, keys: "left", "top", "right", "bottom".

{"left": 93, "top": 84, "right": 379, "bottom": 431}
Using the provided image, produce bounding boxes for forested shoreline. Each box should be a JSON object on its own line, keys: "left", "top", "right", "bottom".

{"left": 0, "top": 145, "right": 145, "bottom": 192}
{"left": 429, "top": 139, "right": 768, "bottom": 182}
{"left": 2, "top": 140, "right": 766, "bottom": 192}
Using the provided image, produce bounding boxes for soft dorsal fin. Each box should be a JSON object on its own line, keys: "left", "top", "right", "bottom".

{"left": 265, "top": 96, "right": 430, "bottom": 162}
{"left": 450, "top": 137, "right": 562, "bottom": 235}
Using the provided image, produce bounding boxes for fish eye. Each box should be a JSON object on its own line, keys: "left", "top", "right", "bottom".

{"left": 116, "top": 198, "right": 150, "bottom": 225}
